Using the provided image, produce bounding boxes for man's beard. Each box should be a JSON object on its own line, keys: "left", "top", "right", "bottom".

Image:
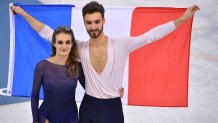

{"left": 87, "top": 26, "right": 103, "bottom": 38}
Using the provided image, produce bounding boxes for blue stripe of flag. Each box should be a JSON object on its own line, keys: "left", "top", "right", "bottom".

{"left": 12, "top": 4, "right": 74, "bottom": 98}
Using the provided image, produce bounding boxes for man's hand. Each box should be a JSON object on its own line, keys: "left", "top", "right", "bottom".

{"left": 10, "top": 4, "right": 26, "bottom": 16}
{"left": 181, "top": 5, "right": 200, "bottom": 21}
{"left": 119, "top": 87, "right": 124, "bottom": 98}
{"left": 10, "top": 4, "right": 45, "bottom": 33}
{"left": 174, "top": 5, "right": 200, "bottom": 27}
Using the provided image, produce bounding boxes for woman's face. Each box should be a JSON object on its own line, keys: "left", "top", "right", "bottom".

{"left": 53, "top": 32, "right": 73, "bottom": 57}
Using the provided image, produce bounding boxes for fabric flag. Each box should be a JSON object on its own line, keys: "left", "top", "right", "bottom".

{"left": 8, "top": 4, "right": 74, "bottom": 98}
{"left": 129, "top": 7, "right": 192, "bottom": 107}
{"left": 8, "top": 4, "right": 192, "bottom": 107}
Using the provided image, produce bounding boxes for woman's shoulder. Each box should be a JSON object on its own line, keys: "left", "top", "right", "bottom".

{"left": 35, "top": 59, "right": 47, "bottom": 69}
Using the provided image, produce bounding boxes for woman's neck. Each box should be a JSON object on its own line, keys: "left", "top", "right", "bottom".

{"left": 49, "top": 55, "right": 68, "bottom": 65}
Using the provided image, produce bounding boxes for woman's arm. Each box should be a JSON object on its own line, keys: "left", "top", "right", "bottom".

{"left": 31, "top": 62, "right": 44, "bottom": 123}
{"left": 78, "top": 63, "right": 85, "bottom": 89}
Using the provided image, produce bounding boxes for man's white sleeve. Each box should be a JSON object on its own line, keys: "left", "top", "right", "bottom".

{"left": 38, "top": 25, "right": 54, "bottom": 42}
{"left": 128, "top": 21, "right": 176, "bottom": 53}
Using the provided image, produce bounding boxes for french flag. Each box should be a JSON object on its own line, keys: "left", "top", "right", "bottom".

{"left": 7, "top": 4, "right": 193, "bottom": 107}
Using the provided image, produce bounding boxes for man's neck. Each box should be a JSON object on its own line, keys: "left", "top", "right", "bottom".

{"left": 90, "top": 32, "right": 108, "bottom": 47}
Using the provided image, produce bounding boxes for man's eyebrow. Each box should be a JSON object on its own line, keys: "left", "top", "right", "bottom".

{"left": 95, "top": 19, "right": 100, "bottom": 22}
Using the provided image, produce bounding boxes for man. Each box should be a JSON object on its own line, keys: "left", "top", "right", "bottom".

{"left": 11, "top": 1, "right": 199, "bottom": 123}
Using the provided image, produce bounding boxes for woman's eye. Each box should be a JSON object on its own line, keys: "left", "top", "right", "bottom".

{"left": 57, "top": 41, "right": 63, "bottom": 45}
{"left": 66, "top": 41, "right": 71, "bottom": 45}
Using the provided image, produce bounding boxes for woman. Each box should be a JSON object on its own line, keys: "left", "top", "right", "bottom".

{"left": 31, "top": 26, "right": 85, "bottom": 123}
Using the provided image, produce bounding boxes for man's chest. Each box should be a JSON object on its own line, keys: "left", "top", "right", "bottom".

{"left": 89, "top": 46, "right": 107, "bottom": 75}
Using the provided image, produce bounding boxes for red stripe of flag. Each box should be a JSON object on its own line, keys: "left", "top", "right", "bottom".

{"left": 128, "top": 7, "right": 193, "bottom": 107}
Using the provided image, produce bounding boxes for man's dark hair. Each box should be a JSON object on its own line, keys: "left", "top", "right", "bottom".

{"left": 82, "top": 1, "right": 105, "bottom": 18}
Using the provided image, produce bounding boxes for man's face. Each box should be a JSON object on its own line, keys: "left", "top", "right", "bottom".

{"left": 84, "top": 12, "right": 105, "bottom": 38}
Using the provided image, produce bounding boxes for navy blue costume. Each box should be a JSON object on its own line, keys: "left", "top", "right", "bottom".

{"left": 31, "top": 60, "right": 85, "bottom": 123}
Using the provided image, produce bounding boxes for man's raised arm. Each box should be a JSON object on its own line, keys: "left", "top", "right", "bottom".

{"left": 10, "top": 4, "right": 53, "bottom": 42}
{"left": 125, "top": 5, "right": 200, "bottom": 53}
{"left": 11, "top": 4, "right": 44, "bottom": 32}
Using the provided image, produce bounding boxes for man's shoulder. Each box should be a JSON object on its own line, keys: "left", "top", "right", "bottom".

{"left": 109, "top": 36, "right": 131, "bottom": 44}
{"left": 76, "top": 40, "right": 88, "bottom": 44}
{"left": 75, "top": 40, "right": 89, "bottom": 50}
